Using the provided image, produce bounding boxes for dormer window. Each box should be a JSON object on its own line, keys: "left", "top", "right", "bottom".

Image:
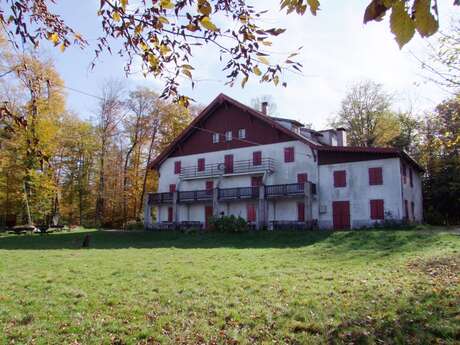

{"left": 238, "top": 128, "right": 246, "bottom": 139}
{"left": 212, "top": 133, "right": 219, "bottom": 143}
{"left": 225, "top": 131, "right": 232, "bottom": 141}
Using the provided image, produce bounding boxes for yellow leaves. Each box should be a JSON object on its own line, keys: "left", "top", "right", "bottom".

{"left": 261, "top": 40, "right": 272, "bottom": 46}
{"left": 413, "top": 0, "right": 438, "bottom": 37}
{"left": 120, "top": 0, "right": 128, "bottom": 10}
{"left": 148, "top": 54, "right": 159, "bottom": 69}
{"left": 159, "top": 44, "right": 171, "bottom": 56}
{"left": 135, "top": 25, "right": 143, "bottom": 35}
{"left": 160, "top": 0, "right": 174, "bottom": 9}
{"left": 59, "top": 43, "right": 66, "bottom": 53}
{"left": 197, "top": 0, "right": 212, "bottom": 16}
{"left": 185, "top": 23, "right": 199, "bottom": 32}
{"left": 200, "top": 16, "right": 218, "bottom": 32}
{"left": 257, "top": 56, "right": 270, "bottom": 65}
{"left": 158, "top": 16, "right": 169, "bottom": 24}
{"left": 48, "top": 33, "right": 59, "bottom": 44}
{"left": 139, "top": 41, "right": 149, "bottom": 51}
{"left": 112, "top": 11, "right": 121, "bottom": 22}
{"left": 273, "top": 75, "right": 280, "bottom": 86}
{"left": 241, "top": 75, "right": 248, "bottom": 88}
{"left": 253, "top": 65, "right": 262, "bottom": 76}
{"left": 307, "top": 0, "right": 320, "bottom": 15}
{"left": 182, "top": 69, "right": 192, "bottom": 79}
{"left": 390, "top": 0, "right": 415, "bottom": 48}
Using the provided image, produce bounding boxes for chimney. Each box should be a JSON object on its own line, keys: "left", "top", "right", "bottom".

{"left": 261, "top": 101, "right": 268, "bottom": 115}
{"left": 336, "top": 128, "right": 347, "bottom": 147}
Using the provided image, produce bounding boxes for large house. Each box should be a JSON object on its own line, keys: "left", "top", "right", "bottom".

{"left": 145, "top": 93, "right": 423, "bottom": 230}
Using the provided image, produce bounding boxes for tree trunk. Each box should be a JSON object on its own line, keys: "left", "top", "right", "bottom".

{"left": 139, "top": 126, "right": 157, "bottom": 220}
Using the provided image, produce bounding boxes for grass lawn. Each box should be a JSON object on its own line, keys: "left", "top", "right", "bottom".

{"left": 0, "top": 229, "right": 459, "bottom": 344}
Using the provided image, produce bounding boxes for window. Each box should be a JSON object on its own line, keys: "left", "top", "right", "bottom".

{"left": 174, "top": 161, "right": 181, "bottom": 175}
{"left": 369, "top": 167, "right": 383, "bottom": 185}
{"left": 205, "top": 180, "right": 214, "bottom": 195}
{"left": 167, "top": 207, "right": 173, "bottom": 222}
{"left": 402, "top": 163, "right": 407, "bottom": 184}
{"left": 225, "top": 130, "right": 232, "bottom": 141}
{"left": 253, "top": 151, "right": 262, "bottom": 166}
{"left": 197, "top": 158, "right": 205, "bottom": 172}
{"left": 297, "top": 173, "right": 308, "bottom": 184}
{"left": 409, "top": 168, "right": 413, "bottom": 187}
{"left": 247, "top": 204, "right": 257, "bottom": 222}
{"left": 212, "top": 133, "right": 220, "bottom": 143}
{"left": 411, "top": 201, "right": 415, "bottom": 220}
{"left": 284, "top": 147, "right": 294, "bottom": 162}
{"left": 370, "top": 199, "right": 384, "bottom": 220}
{"left": 404, "top": 199, "right": 409, "bottom": 219}
{"left": 251, "top": 176, "right": 263, "bottom": 187}
{"left": 238, "top": 128, "right": 246, "bottom": 139}
{"left": 297, "top": 202, "right": 305, "bottom": 221}
{"left": 333, "top": 170, "right": 347, "bottom": 187}
{"left": 169, "top": 184, "right": 176, "bottom": 193}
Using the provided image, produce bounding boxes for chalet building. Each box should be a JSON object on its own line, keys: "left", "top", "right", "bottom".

{"left": 145, "top": 93, "right": 423, "bottom": 230}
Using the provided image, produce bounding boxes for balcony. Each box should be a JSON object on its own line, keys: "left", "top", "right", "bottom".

{"left": 265, "top": 183, "right": 305, "bottom": 198}
{"left": 180, "top": 158, "right": 275, "bottom": 179}
{"left": 148, "top": 192, "right": 173, "bottom": 205}
{"left": 218, "top": 186, "right": 259, "bottom": 201}
{"left": 178, "top": 190, "right": 213, "bottom": 203}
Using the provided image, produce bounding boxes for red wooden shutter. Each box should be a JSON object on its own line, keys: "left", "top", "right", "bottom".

{"left": 174, "top": 161, "right": 181, "bottom": 174}
{"left": 197, "top": 158, "right": 205, "bottom": 172}
{"left": 253, "top": 151, "right": 262, "bottom": 166}
{"left": 284, "top": 147, "right": 294, "bottom": 162}
{"left": 409, "top": 169, "right": 413, "bottom": 187}
{"left": 297, "top": 173, "right": 308, "bottom": 184}
{"left": 224, "top": 154, "right": 233, "bottom": 173}
{"left": 167, "top": 207, "right": 173, "bottom": 222}
{"left": 251, "top": 176, "right": 263, "bottom": 187}
{"left": 169, "top": 184, "right": 176, "bottom": 193}
{"left": 334, "top": 170, "right": 346, "bottom": 187}
{"left": 370, "top": 199, "right": 384, "bottom": 220}
{"left": 297, "top": 202, "right": 305, "bottom": 221}
{"left": 369, "top": 167, "right": 383, "bottom": 185}
{"left": 247, "top": 204, "right": 256, "bottom": 222}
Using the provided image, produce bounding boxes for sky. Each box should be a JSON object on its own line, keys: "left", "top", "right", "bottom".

{"left": 41, "top": 0, "right": 459, "bottom": 129}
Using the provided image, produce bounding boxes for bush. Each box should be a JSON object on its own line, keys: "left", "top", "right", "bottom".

{"left": 125, "top": 221, "right": 144, "bottom": 231}
{"left": 208, "top": 215, "right": 249, "bottom": 233}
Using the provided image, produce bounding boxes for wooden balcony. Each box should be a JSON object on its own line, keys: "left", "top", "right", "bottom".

{"left": 180, "top": 158, "right": 275, "bottom": 179}
{"left": 148, "top": 192, "right": 173, "bottom": 205}
{"left": 218, "top": 186, "right": 259, "bottom": 201}
{"left": 265, "top": 183, "right": 304, "bottom": 198}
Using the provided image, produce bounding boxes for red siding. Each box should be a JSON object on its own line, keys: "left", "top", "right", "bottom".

{"left": 284, "top": 147, "right": 295, "bottom": 162}
{"left": 247, "top": 204, "right": 257, "bottom": 222}
{"left": 174, "top": 161, "right": 181, "bottom": 174}
{"left": 297, "top": 202, "right": 305, "bottom": 222}
{"left": 333, "top": 170, "right": 347, "bottom": 187}
{"left": 370, "top": 199, "right": 384, "bottom": 220}
{"left": 253, "top": 151, "right": 262, "bottom": 166}
{"left": 369, "top": 167, "right": 383, "bottom": 185}
{"left": 169, "top": 103, "right": 294, "bottom": 157}
{"left": 197, "top": 158, "right": 205, "bottom": 172}
{"left": 167, "top": 207, "right": 173, "bottom": 222}
{"left": 169, "top": 184, "right": 176, "bottom": 193}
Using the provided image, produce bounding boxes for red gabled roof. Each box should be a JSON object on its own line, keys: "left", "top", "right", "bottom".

{"left": 149, "top": 93, "right": 318, "bottom": 170}
{"left": 149, "top": 93, "right": 424, "bottom": 173}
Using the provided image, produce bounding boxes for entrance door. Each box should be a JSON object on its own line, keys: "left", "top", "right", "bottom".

{"left": 205, "top": 206, "right": 213, "bottom": 229}
{"left": 224, "top": 154, "right": 234, "bottom": 174}
{"left": 332, "top": 201, "right": 350, "bottom": 230}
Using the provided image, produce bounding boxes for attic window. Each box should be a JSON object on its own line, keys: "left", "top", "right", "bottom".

{"left": 212, "top": 133, "right": 219, "bottom": 143}
{"left": 225, "top": 131, "right": 232, "bottom": 142}
{"left": 238, "top": 128, "right": 246, "bottom": 139}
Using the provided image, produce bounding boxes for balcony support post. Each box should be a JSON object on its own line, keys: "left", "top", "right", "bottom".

{"left": 304, "top": 182, "right": 312, "bottom": 222}
{"left": 213, "top": 188, "right": 219, "bottom": 216}
{"left": 257, "top": 185, "right": 266, "bottom": 230}
{"left": 173, "top": 192, "right": 178, "bottom": 224}
{"left": 143, "top": 195, "right": 153, "bottom": 230}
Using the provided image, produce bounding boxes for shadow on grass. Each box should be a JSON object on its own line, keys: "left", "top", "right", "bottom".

{"left": 0, "top": 228, "right": 446, "bottom": 251}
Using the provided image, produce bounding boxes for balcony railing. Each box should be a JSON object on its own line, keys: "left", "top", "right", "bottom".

{"left": 218, "top": 186, "right": 259, "bottom": 201}
{"left": 265, "top": 183, "right": 305, "bottom": 197}
{"left": 178, "top": 190, "right": 213, "bottom": 203}
{"left": 180, "top": 158, "right": 275, "bottom": 179}
{"left": 148, "top": 192, "right": 173, "bottom": 205}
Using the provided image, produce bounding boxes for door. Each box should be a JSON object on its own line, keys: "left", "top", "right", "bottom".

{"left": 205, "top": 206, "right": 213, "bottom": 229}
{"left": 247, "top": 204, "right": 257, "bottom": 223}
{"left": 205, "top": 180, "right": 214, "bottom": 195}
{"left": 297, "top": 173, "right": 308, "bottom": 192}
{"left": 224, "top": 154, "right": 234, "bottom": 174}
{"left": 332, "top": 201, "right": 350, "bottom": 230}
{"left": 251, "top": 176, "right": 263, "bottom": 187}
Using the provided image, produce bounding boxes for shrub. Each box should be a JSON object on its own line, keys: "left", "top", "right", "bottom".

{"left": 208, "top": 215, "right": 249, "bottom": 233}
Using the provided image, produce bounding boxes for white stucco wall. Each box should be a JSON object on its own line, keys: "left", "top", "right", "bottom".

{"left": 318, "top": 158, "right": 404, "bottom": 229}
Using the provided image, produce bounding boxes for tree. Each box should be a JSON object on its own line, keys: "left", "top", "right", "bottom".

{"left": 332, "top": 80, "right": 401, "bottom": 147}
{"left": 0, "top": 0, "right": 456, "bottom": 105}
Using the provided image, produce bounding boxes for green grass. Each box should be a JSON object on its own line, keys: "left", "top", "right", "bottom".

{"left": 0, "top": 229, "right": 459, "bottom": 344}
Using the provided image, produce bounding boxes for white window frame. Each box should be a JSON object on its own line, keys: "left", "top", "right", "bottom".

{"left": 225, "top": 130, "right": 233, "bottom": 142}
{"left": 238, "top": 128, "right": 246, "bottom": 139}
{"left": 212, "top": 133, "right": 220, "bottom": 143}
